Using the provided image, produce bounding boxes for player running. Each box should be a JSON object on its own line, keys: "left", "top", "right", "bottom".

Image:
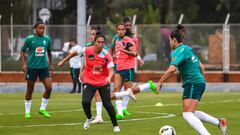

{"left": 20, "top": 20, "right": 53, "bottom": 119}
{"left": 57, "top": 32, "right": 120, "bottom": 132}
{"left": 156, "top": 28, "right": 227, "bottom": 135}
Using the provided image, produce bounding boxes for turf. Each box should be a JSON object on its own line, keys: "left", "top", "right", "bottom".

{"left": 0, "top": 92, "right": 239, "bottom": 135}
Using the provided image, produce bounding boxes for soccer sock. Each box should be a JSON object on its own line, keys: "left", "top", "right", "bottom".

{"left": 139, "top": 83, "right": 150, "bottom": 92}
{"left": 96, "top": 101, "right": 103, "bottom": 118}
{"left": 122, "top": 95, "right": 129, "bottom": 110}
{"left": 25, "top": 100, "right": 32, "bottom": 113}
{"left": 115, "top": 100, "right": 123, "bottom": 116}
{"left": 115, "top": 91, "right": 129, "bottom": 98}
{"left": 183, "top": 112, "right": 211, "bottom": 135}
{"left": 40, "top": 97, "right": 49, "bottom": 110}
{"left": 194, "top": 111, "right": 219, "bottom": 126}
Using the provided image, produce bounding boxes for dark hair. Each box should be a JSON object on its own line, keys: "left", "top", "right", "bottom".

{"left": 94, "top": 25, "right": 105, "bottom": 41}
{"left": 33, "top": 19, "right": 45, "bottom": 28}
{"left": 123, "top": 16, "right": 132, "bottom": 23}
{"left": 176, "top": 24, "right": 185, "bottom": 42}
{"left": 116, "top": 22, "right": 125, "bottom": 29}
{"left": 69, "top": 38, "right": 77, "bottom": 43}
{"left": 170, "top": 30, "right": 182, "bottom": 43}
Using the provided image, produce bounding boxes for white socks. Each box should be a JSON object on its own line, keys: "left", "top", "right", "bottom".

{"left": 115, "top": 100, "right": 123, "bottom": 116}
{"left": 25, "top": 100, "right": 32, "bottom": 113}
{"left": 96, "top": 102, "right": 103, "bottom": 118}
{"left": 115, "top": 91, "right": 130, "bottom": 98}
{"left": 122, "top": 96, "right": 129, "bottom": 110}
{"left": 183, "top": 112, "right": 210, "bottom": 135}
{"left": 194, "top": 111, "right": 219, "bottom": 126}
{"left": 139, "top": 83, "right": 150, "bottom": 92}
{"left": 40, "top": 97, "right": 49, "bottom": 110}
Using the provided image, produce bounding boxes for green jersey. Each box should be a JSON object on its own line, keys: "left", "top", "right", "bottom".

{"left": 170, "top": 44, "right": 205, "bottom": 85}
{"left": 110, "top": 34, "right": 118, "bottom": 48}
{"left": 86, "top": 41, "right": 109, "bottom": 50}
{"left": 21, "top": 34, "right": 52, "bottom": 69}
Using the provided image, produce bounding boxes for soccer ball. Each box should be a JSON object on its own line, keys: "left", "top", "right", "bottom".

{"left": 159, "top": 125, "right": 176, "bottom": 135}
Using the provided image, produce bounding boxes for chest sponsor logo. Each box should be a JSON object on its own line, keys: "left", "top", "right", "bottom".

{"left": 35, "top": 47, "right": 45, "bottom": 56}
{"left": 88, "top": 54, "right": 95, "bottom": 61}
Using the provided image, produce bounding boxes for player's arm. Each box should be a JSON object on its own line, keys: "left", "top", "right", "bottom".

{"left": 106, "top": 55, "right": 114, "bottom": 83}
{"left": 120, "top": 43, "right": 137, "bottom": 57}
{"left": 199, "top": 63, "right": 205, "bottom": 77}
{"left": 58, "top": 47, "right": 85, "bottom": 67}
{"left": 20, "top": 51, "right": 27, "bottom": 73}
{"left": 20, "top": 37, "right": 30, "bottom": 73}
{"left": 157, "top": 65, "right": 177, "bottom": 90}
{"left": 79, "top": 64, "right": 85, "bottom": 81}
{"left": 57, "top": 51, "right": 78, "bottom": 67}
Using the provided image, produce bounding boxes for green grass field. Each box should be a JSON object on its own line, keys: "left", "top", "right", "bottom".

{"left": 0, "top": 92, "right": 239, "bottom": 135}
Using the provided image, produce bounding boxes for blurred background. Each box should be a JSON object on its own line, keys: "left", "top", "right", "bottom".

{"left": 0, "top": 0, "right": 240, "bottom": 72}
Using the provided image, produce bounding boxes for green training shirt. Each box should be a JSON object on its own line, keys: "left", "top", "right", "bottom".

{"left": 21, "top": 34, "right": 52, "bottom": 69}
{"left": 170, "top": 44, "right": 205, "bottom": 85}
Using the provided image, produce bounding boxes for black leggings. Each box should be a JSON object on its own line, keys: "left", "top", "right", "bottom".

{"left": 70, "top": 68, "right": 81, "bottom": 93}
{"left": 82, "top": 83, "right": 118, "bottom": 126}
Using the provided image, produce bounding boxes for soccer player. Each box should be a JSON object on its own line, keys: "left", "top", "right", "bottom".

{"left": 57, "top": 32, "right": 120, "bottom": 132}
{"left": 85, "top": 25, "right": 107, "bottom": 124}
{"left": 20, "top": 20, "right": 53, "bottom": 119}
{"left": 67, "top": 39, "right": 83, "bottom": 93}
{"left": 156, "top": 29, "right": 227, "bottom": 135}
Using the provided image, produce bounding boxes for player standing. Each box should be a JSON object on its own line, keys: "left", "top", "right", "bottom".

{"left": 20, "top": 20, "right": 53, "bottom": 119}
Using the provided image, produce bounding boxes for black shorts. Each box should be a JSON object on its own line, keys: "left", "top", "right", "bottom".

{"left": 115, "top": 68, "right": 135, "bottom": 82}
{"left": 25, "top": 68, "right": 51, "bottom": 81}
{"left": 182, "top": 83, "right": 206, "bottom": 101}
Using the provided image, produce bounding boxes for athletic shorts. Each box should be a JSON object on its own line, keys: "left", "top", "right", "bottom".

{"left": 182, "top": 83, "right": 206, "bottom": 101}
{"left": 115, "top": 68, "right": 135, "bottom": 82}
{"left": 25, "top": 68, "right": 51, "bottom": 81}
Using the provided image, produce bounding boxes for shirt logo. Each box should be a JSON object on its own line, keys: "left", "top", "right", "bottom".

{"left": 88, "top": 54, "right": 95, "bottom": 61}
{"left": 43, "top": 40, "right": 46, "bottom": 45}
{"left": 35, "top": 47, "right": 45, "bottom": 56}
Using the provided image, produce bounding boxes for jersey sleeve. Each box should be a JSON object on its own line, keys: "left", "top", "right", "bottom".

{"left": 21, "top": 36, "right": 31, "bottom": 52}
{"left": 76, "top": 47, "right": 86, "bottom": 56}
{"left": 170, "top": 49, "right": 185, "bottom": 66}
{"left": 106, "top": 53, "right": 114, "bottom": 68}
{"left": 110, "top": 34, "right": 118, "bottom": 47}
{"left": 47, "top": 36, "right": 52, "bottom": 51}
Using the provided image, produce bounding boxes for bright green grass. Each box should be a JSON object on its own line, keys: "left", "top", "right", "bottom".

{"left": 0, "top": 92, "right": 239, "bottom": 135}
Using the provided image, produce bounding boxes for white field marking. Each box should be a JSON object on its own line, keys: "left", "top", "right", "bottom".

{"left": 132, "top": 99, "right": 240, "bottom": 108}
{"left": 0, "top": 109, "right": 84, "bottom": 116}
{"left": 0, "top": 99, "right": 238, "bottom": 116}
{"left": 0, "top": 111, "right": 176, "bottom": 128}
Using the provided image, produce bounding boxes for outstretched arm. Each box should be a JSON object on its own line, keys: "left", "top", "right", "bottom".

{"left": 157, "top": 65, "right": 177, "bottom": 91}
{"left": 57, "top": 51, "right": 78, "bottom": 67}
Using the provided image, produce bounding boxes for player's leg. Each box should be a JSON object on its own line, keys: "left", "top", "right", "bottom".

{"left": 39, "top": 68, "right": 52, "bottom": 118}
{"left": 98, "top": 84, "right": 119, "bottom": 132}
{"left": 182, "top": 83, "right": 210, "bottom": 135}
{"left": 122, "top": 80, "right": 133, "bottom": 116}
{"left": 91, "top": 90, "right": 103, "bottom": 124}
{"left": 82, "top": 83, "right": 97, "bottom": 129}
{"left": 191, "top": 84, "right": 227, "bottom": 135}
{"left": 122, "top": 68, "right": 134, "bottom": 116}
{"left": 69, "top": 68, "right": 77, "bottom": 93}
{"left": 75, "top": 68, "right": 81, "bottom": 93}
{"left": 113, "top": 73, "right": 124, "bottom": 119}
{"left": 24, "top": 68, "right": 37, "bottom": 119}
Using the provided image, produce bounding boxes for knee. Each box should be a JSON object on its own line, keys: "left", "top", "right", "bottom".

{"left": 82, "top": 100, "right": 91, "bottom": 106}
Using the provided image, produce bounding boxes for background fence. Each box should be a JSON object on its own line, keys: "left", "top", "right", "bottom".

{"left": 0, "top": 24, "right": 239, "bottom": 72}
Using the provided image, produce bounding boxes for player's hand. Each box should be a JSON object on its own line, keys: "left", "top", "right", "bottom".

{"left": 22, "top": 64, "right": 27, "bottom": 73}
{"left": 105, "top": 77, "right": 111, "bottom": 84}
{"left": 138, "top": 59, "right": 144, "bottom": 67}
{"left": 156, "top": 82, "right": 162, "bottom": 92}
{"left": 57, "top": 61, "right": 64, "bottom": 67}
{"left": 79, "top": 72, "right": 83, "bottom": 81}
{"left": 49, "top": 65, "right": 54, "bottom": 75}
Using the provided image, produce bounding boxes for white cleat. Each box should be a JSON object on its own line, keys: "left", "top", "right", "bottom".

{"left": 84, "top": 118, "right": 93, "bottom": 129}
{"left": 127, "top": 89, "right": 136, "bottom": 101}
{"left": 113, "top": 126, "right": 120, "bottom": 132}
{"left": 90, "top": 117, "right": 103, "bottom": 124}
{"left": 218, "top": 118, "right": 228, "bottom": 135}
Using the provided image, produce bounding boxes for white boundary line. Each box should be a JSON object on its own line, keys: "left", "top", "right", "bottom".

{"left": 0, "top": 112, "right": 176, "bottom": 128}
